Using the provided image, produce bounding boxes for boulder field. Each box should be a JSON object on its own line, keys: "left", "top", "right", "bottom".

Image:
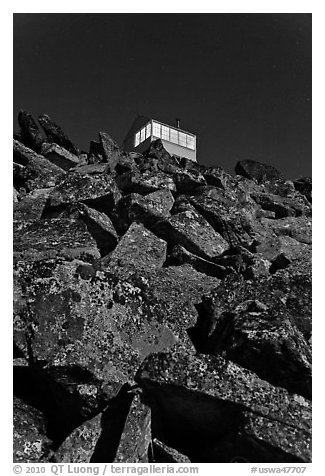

{"left": 13, "top": 111, "right": 312, "bottom": 463}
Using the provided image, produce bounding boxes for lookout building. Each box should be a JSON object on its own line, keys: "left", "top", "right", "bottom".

{"left": 123, "top": 116, "right": 197, "bottom": 162}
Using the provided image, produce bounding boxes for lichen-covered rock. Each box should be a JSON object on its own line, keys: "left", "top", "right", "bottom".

{"left": 152, "top": 438, "right": 191, "bottom": 463}
{"left": 13, "top": 140, "right": 63, "bottom": 192}
{"left": 13, "top": 219, "right": 100, "bottom": 263}
{"left": 201, "top": 297, "right": 312, "bottom": 399}
{"left": 53, "top": 413, "right": 102, "bottom": 462}
{"left": 42, "top": 143, "right": 80, "bottom": 170}
{"left": 189, "top": 192, "right": 255, "bottom": 247}
{"left": 38, "top": 114, "right": 79, "bottom": 155}
{"left": 13, "top": 259, "right": 178, "bottom": 398}
{"left": 77, "top": 203, "right": 118, "bottom": 256}
{"left": 48, "top": 171, "right": 121, "bottom": 214}
{"left": 135, "top": 347, "right": 311, "bottom": 462}
{"left": 251, "top": 191, "right": 311, "bottom": 218}
{"left": 13, "top": 397, "right": 53, "bottom": 462}
{"left": 116, "top": 170, "right": 176, "bottom": 195}
{"left": 235, "top": 159, "right": 282, "bottom": 183}
{"left": 260, "top": 216, "right": 312, "bottom": 245}
{"left": 102, "top": 222, "right": 167, "bottom": 280}
{"left": 114, "top": 393, "right": 151, "bottom": 462}
{"left": 169, "top": 244, "right": 229, "bottom": 279}
{"left": 13, "top": 188, "right": 52, "bottom": 221}
{"left": 98, "top": 131, "right": 122, "bottom": 172}
{"left": 293, "top": 177, "right": 312, "bottom": 203}
{"left": 152, "top": 209, "right": 228, "bottom": 260}
{"left": 256, "top": 235, "right": 311, "bottom": 273}
{"left": 111, "top": 189, "right": 174, "bottom": 234}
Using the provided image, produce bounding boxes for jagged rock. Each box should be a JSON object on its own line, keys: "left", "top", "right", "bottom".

{"left": 142, "top": 139, "right": 180, "bottom": 173}
{"left": 200, "top": 297, "right": 311, "bottom": 399}
{"left": 18, "top": 110, "right": 44, "bottom": 152}
{"left": 169, "top": 244, "right": 229, "bottom": 279}
{"left": 135, "top": 347, "right": 311, "bottom": 462}
{"left": 114, "top": 153, "right": 138, "bottom": 175}
{"left": 138, "top": 265, "right": 221, "bottom": 345}
{"left": 98, "top": 132, "right": 122, "bottom": 171}
{"left": 111, "top": 189, "right": 174, "bottom": 234}
{"left": 235, "top": 159, "right": 282, "bottom": 183}
{"left": 77, "top": 203, "right": 118, "bottom": 256}
{"left": 53, "top": 413, "right": 102, "bottom": 462}
{"left": 260, "top": 216, "right": 312, "bottom": 244}
{"left": 14, "top": 259, "right": 179, "bottom": 414}
{"left": 251, "top": 191, "right": 311, "bottom": 218}
{"left": 38, "top": 114, "right": 78, "bottom": 154}
{"left": 172, "top": 169, "right": 207, "bottom": 194}
{"left": 189, "top": 193, "right": 255, "bottom": 247}
{"left": 151, "top": 438, "right": 191, "bottom": 463}
{"left": 41, "top": 143, "right": 79, "bottom": 170}
{"left": 178, "top": 156, "right": 202, "bottom": 175}
{"left": 13, "top": 219, "right": 100, "bottom": 263}
{"left": 116, "top": 170, "right": 176, "bottom": 195}
{"left": 13, "top": 140, "right": 63, "bottom": 191}
{"left": 48, "top": 171, "right": 121, "bottom": 215}
{"left": 152, "top": 208, "right": 228, "bottom": 260}
{"left": 192, "top": 274, "right": 311, "bottom": 398}
{"left": 262, "top": 179, "right": 297, "bottom": 198}
{"left": 13, "top": 397, "right": 53, "bottom": 462}
{"left": 102, "top": 222, "right": 167, "bottom": 280}
{"left": 114, "top": 393, "right": 151, "bottom": 462}
{"left": 212, "top": 246, "right": 270, "bottom": 279}
{"left": 293, "top": 177, "right": 312, "bottom": 203}
{"left": 13, "top": 188, "right": 52, "bottom": 221}
{"left": 201, "top": 166, "right": 230, "bottom": 188}
{"left": 256, "top": 235, "right": 311, "bottom": 272}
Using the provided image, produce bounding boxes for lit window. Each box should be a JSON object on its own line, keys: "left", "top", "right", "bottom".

{"left": 170, "top": 128, "right": 178, "bottom": 144}
{"left": 135, "top": 131, "right": 140, "bottom": 147}
{"left": 140, "top": 127, "right": 146, "bottom": 143}
{"left": 179, "top": 132, "right": 187, "bottom": 147}
{"left": 145, "top": 123, "right": 151, "bottom": 139}
{"left": 162, "top": 125, "right": 170, "bottom": 141}
{"left": 153, "top": 122, "right": 161, "bottom": 138}
{"left": 186, "top": 135, "right": 195, "bottom": 150}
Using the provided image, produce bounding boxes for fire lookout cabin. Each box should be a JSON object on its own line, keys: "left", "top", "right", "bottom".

{"left": 123, "top": 116, "right": 197, "bottom": 162}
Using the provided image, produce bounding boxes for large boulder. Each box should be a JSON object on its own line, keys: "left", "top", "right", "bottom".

{"left": 116, "top": 170, "right": 176, "bottom": 195}
{"left": 98, "top": 132, "right": 122, "bottom": 172}
{"left": 38, "top": 114, "right": 79, "bottom": 155}
{"left": 13, "top": 219, "right": 101, "bottom": 263}
{"left": 152, "top": 208, "right": 228, "bottom": 260}
{"left": 135, "top": 347, "right": 311, "bottom": 462}
{"left": 48, "top": 171, "right": 121, "bottom": 215}
{"left": 235, "top": 159, "right": 282, "bottom": 183}
{"left": 102, "top": 222, "right": 167, "bottom": 280}
{"left": 41, "top": 143, "right": 80, "bottom": 170}
{"left": 13, "top": 140, "right": 63, "bottom": 192}
{"left": 111, "top": 189, "right": 175, "bottom": 234}
{"left": 17, "top": 110, "right": 44, "bottom": 153}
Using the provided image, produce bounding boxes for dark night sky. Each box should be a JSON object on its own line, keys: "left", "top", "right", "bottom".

{"left": 13, "top": 13, "right": 311, "bottom": 179}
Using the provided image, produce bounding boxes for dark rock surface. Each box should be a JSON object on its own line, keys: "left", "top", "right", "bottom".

{"left": 18, "top": 110, "right": 45, "bottom": 153}
{"left": 38, "top": 114, "right": 79, "bottom": 155}
{"left": 13, "top": 113, "right": 312, "bottom": 463}
{"left": 235, "top": 159, "right": 282, "bottom": 183}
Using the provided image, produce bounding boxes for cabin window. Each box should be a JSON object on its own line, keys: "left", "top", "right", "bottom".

{"left": 153, "top": 121, "right": 161, "bottom": 138}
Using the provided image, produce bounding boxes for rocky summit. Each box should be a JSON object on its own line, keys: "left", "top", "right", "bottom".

{"left": 13, "top": 111, "right": 312, "bottom": 463}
